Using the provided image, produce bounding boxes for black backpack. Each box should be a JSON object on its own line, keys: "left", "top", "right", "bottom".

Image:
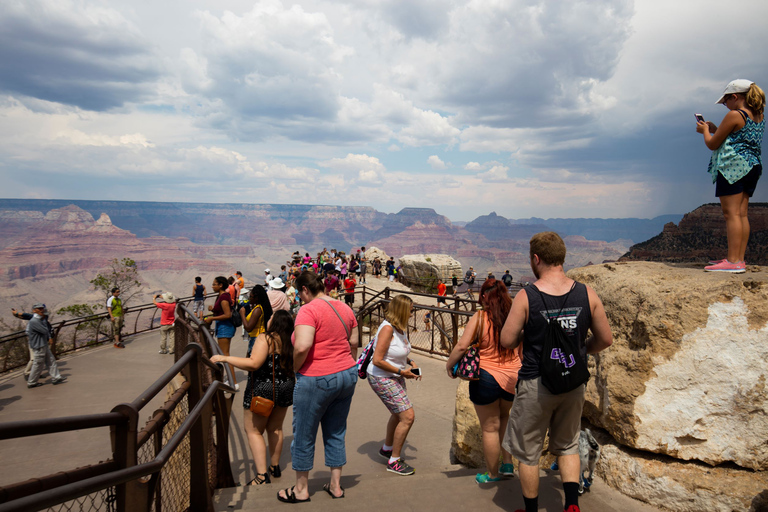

{"left": 230, "top": 300, "right": 243, "bottom": 328}
{"left": 533, "top": 284, "right": 590, "bottom": 395}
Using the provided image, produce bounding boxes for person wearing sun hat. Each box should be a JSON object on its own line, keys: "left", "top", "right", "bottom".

{"left": 696, "top": 79, "right": 765, "bottom": 273}
{"left": 26, "top": 303, "right": 66, "bottom": 388}
{"left": 153, "top": 292, "right": 177, "bottom": 354}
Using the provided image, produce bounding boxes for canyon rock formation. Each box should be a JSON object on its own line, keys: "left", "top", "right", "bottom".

{"left": 621, "top": 203, "right": 768, "bottom": 265}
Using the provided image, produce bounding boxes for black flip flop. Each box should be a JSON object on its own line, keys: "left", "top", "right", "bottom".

{"left": 322, "top": 483, "right": 345, "bottom": 499}
{"left": 277, "top": 486, "right": 311, "bottom": 504}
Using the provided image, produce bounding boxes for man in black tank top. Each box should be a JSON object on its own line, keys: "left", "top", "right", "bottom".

{"left": 499, "top": 232, "right": 612, "bottom": 512}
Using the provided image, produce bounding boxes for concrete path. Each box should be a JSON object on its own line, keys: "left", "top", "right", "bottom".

{"left": 0, "top": 331, "right": 176, "bottom": 486}
{"left": 0, "top": 320, "right": 662, "bottom": 511}
{"left": 216, "top": 354, "right": 661, "bottom": 512}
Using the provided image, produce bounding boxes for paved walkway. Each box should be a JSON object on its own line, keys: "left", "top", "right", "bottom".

{"left": 0, "top": 331, "right": 175, "bottom": 486}
{"left": 0, "top": 320, "right": 662, "bottom": 512}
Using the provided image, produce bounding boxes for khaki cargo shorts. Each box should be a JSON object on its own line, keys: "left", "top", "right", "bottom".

{"left": 111, "top": 316, "right": 124, "bottom": 333}
{"left": 502, "top": 377, "right": 585, "bottom": 467}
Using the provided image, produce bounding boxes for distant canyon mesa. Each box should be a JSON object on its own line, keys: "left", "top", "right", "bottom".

{"left": 1, "top": 199, "right": 765, "bottom": 322}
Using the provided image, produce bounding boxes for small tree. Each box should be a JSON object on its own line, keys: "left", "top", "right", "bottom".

{"left": 90, "top": 258, "right": 143, "bottom": 306}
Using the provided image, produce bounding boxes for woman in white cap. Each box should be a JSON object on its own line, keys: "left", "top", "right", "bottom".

{"left": 697, "top": 79, "right": 765, "bottom": 273}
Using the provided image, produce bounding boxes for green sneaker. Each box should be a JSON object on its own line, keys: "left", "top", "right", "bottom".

{"left": 499, "top": 463, "right": 514, "bottom": 476}
{"left": 475, "top": 472, "right": 502, "bottom": 484}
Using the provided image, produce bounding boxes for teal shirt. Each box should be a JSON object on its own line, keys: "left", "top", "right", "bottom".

{"left": 708, "top": 114, "right": 764, "bottom": 184}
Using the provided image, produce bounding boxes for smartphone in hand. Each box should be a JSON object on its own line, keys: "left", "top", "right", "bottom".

{"left": 411, "top": 367, "right": 422, "bottom": 376}
{"left": 695, "top": 114, "right": 705, "bottom": 123}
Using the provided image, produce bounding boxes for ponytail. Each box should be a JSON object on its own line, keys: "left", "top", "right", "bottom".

{"left": 745, "top": 83, "right": 765, "bottom": 117}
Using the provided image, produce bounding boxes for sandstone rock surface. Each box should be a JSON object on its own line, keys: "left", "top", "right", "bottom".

{"left": 399, "top": 254, "right": 462, "bottom": 289}
{"left": 569, "top": 262, "right": 768, "bottom": 470}
{"left": 450, "top": 380, "right": 484, "bottom": 468}
{"left": 594, "top": 430, "right": 768, "bottom": 512}
{"left": 364, "top": 247, "right": 390, "bottom": 264}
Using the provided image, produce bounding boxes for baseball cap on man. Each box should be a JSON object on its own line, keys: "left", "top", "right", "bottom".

{"left": 32, "top": 303, "right": 47, "bottom": 311}
{"left": 716, "top": 79, "right": 754, "bottom": 104}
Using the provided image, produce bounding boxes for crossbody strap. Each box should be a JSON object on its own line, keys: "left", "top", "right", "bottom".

{"left": 320, "top": 298, "right": 351, "bottom": 339}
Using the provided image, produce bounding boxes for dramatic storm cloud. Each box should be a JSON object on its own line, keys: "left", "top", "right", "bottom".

{"left": 0, "top": 0, "right": 766, "bottom": 219}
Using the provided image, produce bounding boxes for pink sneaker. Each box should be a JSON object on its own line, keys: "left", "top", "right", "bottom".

{"left": 708, "top": 258, "right": 725, "bottom": 265}
{"left": 704, "top": 260, "right": 745, "bottom": 273}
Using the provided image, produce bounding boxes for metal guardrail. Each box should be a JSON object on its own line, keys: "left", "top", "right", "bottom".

{"left": 0, "top": 304, "right": 236, "bottom": 512}
{"left": 0, "top": 293, "right": 215, "bottom": 373}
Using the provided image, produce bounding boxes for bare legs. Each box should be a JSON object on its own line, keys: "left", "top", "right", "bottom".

{"left": 518, "top": 453, "right": 580, "bottom": 499}
{"left": 720, "top": 192, "right": 751, "bottom": 262}
{"left": 216, "top": 337, "right": 236, "bottom": 385}
{"left": 474, "top": 399, "right": 514, "bottom": 478}
{"left": 385, "top": 407, "right": 415, "bottom": 459}
{"left": 244, "top": 406, "right": 288, "bottom": 478}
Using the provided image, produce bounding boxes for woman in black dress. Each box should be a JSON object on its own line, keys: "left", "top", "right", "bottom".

{"left": 212, "top": 310, "right": 295, "bottom": 485}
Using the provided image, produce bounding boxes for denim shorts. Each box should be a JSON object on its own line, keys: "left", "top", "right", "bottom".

{"left": 469, "top": 368, "right": 515, "bottom": 405}
{"left": 215, "top": 321, "right": 235, "bottom": 339}
{"left": 291, "top": 366, "right": 357, "bottom": 471}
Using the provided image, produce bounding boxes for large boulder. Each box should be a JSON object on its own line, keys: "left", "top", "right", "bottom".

{"left": 450, "top": 381, "right": 483, "bottom": 467}
{"left": 364, "top": 246, "right": 389, "bottom": 265}
{"left": 399, "top": 254, "right": 462, "bottom": 290}
{"left": 568, "top": 262, "right": 768, "bottom": 470}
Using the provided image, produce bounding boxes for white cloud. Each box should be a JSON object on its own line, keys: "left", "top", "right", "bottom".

{"left": 464, "top": 162, "right": 482, "bottom": 171}
{"left": 478, "top": 165, "right": 510, "bottom": 183}
{"left": 427, "top": 155, "right": 446, "bottom": 170}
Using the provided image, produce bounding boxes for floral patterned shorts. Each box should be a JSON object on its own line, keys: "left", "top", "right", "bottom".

{"left": 367, "top": 374, "right": 412, "bottom": 414}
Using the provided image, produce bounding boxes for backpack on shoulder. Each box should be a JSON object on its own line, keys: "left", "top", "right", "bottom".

{"left": 532, "top": 284, "right": 590, "bottom": 394}
{"left": 357, "top": 338, "right": 375, "bottom": 379}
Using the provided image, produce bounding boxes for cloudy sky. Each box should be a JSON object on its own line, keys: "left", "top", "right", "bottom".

{"left": 1, "top": 0, "right": 766, "bottom": 221}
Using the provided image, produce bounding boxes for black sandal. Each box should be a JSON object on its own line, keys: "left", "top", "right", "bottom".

{"left": 248, "top": 472, "right": 271, "bottom": 486}
{"left": 322, "top": 483, "right": 345, "bottom": 499}
{"left": 270, "top": 464, "right": 281, "bottom": 478}
{"left": 277, "top": 486, "right": 311, "bottom": 503}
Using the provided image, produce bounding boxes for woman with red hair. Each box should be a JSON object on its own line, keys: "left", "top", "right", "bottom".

{"left": 446, "top": 278, "right": 522, "bottom": 483}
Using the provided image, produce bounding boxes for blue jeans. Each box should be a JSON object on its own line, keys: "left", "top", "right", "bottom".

{"left": 291, "top": 366, "right": 357, "bottom": 471}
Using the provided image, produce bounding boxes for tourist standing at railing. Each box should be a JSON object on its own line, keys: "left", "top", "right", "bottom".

{"left": 437, "top": 280, "right": 447, "bottom": 305}
{"left": 204, "top": 276, "right": 238, "bottom": 390}
{"left": 373, "top": 257, "right": 382, "bottom": 279}
{"left": 212, "top": 310, "right": 295, "bottom": 486}
{"left": 343, "top": 273, "right": 356, "bottom": 307}
{"left": 368, "top": 295, "right": 421, "bottom": 476}
{"left": 107, "top": 288, "right": 125, "bottom": 349}
{"left": 359, "top": 246, "right": 367, "bottom": 284}
{"left": 153, "top": 292, "right": 177, "bottom": 355}
{"left": 241, "top": 285, "right": 272, "bottom": 355}
{"left": 277, "top": 271, "right": 358, "bottom": 503}
{"left": 446, "top": 278, "right": 520, "bottom": 484}
{"left": 502, "top": 270, "right": 514, "bottom": 291}
{"left": 12, "top": 306, "right": 56, "bottom": 380}
{"left": 25, "top": 303, "right": 66, "bottom": 388}
{"left": 234, "top": 271, "right": 245, "bottom": 299}
{"left": 192, "top": 277, "right": 206, "bottom": 320}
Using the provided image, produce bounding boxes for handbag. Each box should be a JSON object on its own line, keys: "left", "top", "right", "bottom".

{"left": 356, "top": 338, "right": 375, "bottom": 379}
{"left": 250, "top": 353, "right": 276, "bottom": 417}
{"left": 452, "top": 313, "right": 483, "bottom": 381}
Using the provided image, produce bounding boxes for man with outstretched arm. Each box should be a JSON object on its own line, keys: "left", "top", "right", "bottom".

{"left": 500, "top": 232, "right": 612, "bottom": 512}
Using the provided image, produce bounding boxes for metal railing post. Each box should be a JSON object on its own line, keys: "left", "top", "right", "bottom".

{"left": 185, "top": 344, "right": 214, "bottom": 510}
{"left": 110, "top": 403, "right": 148, "bottom": 512}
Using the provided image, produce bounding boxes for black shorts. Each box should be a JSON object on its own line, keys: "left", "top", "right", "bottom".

{"left": 716, "top": 164, "right": 762, "bottom": 197}
{"left": 437, "top": 297, "right": 446, "bottom": 303}
{"left": 469, "top": 368, "right": 515, "bottom": 405}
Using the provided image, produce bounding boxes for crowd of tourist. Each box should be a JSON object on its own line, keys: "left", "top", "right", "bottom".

{"left": 14, "top": 234, "right": 614, "bottom": 512}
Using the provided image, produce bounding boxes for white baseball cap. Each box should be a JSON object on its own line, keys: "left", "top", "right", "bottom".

{"left": 716, "top": 79, "right": 754, "bottom": 104}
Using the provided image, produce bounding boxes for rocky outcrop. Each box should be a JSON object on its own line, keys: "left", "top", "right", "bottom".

{"left": 398, "top": 254, "right": 462, "bottom": 289}
{"left": 364, "top": 247, "right": 390, "bottom": 265}
{"left": 452, "top": 261, "right": 768, "bottom": 511}
{"left": 621, "top": 203, "right": 768, "bottom": 265}
{"left": 595, "top": 431, "right": 768, "bottom": 512}
{"left": 569, "top": 262, "right": 768, "bottom": 470}
{"left": 450, "top": 381, "right": 484, "bottom": 467}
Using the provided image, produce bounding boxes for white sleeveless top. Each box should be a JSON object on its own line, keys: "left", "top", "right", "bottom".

{"left": 369, "top": 320, "right": 411, "bottom": 378}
